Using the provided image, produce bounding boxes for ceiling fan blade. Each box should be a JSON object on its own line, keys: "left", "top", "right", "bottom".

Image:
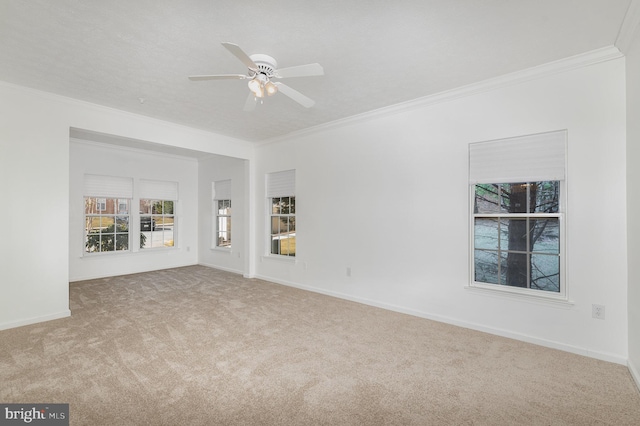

{"left": 243, "top": 92, "right": 257, "bottom": 112}
{"left": 188, "top": 74, "right": 247, "bottom": 81}
{"left": 275, "top": 63, "right": 324, "bottom": 78}
{"left": 221, "top": 42, "right": 258, "bottom": 71}
{"left": 274, "top": 83, "right": 315, "bottom": 108}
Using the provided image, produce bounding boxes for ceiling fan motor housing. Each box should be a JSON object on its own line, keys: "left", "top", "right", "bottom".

{"left": 250, "top": 54, "right": 277, "bottom": 77}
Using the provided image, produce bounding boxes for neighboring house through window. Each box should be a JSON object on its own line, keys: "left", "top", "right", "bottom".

{"left": 266, "top": 169, "right": 296, "bottom": 257}
{"left": 139, "top": 179, "right": 178, "bottom": 249}
{"left": 83, "top": 174, "right": 133, "bottom": 253}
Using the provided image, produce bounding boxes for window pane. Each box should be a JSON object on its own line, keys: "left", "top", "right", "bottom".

{"left": 503, "top": 252, "right": 528, "bottom": 287}
{"left": 474, "top": 250, "right": 500, "bottom": 284}
{"left": 474, "top": 184, "right": 500, "bottom": 214}
{"left": 164, "top": 200, "right": 174, "bottom": 215}
{"left": 117, "top": 199, "right": 129, "bottom": 214}
{"left": 271, "top": 217, "right": 280, "bottom": 235}
{"left": 140, "top": 199, "right": 152, "bottom": 215}
{"left": 272, "top": 197, "right": 281, "bottom": 214}
{"left": 163, "top": 216, "right": 174, "bottom": 230}
{"left": 99, "top": 217, "right": 114, "bottom": 232}
{"left": 141, "top": 231, "right": 151, "bottom": 248}
{"left": 85, "top": 198, "right": 97, "bottom": 214}
{"left": 290, "top": 197, "right": 296, "bottom": 214}
{"left": 532, "top": 181, "right": 559, "bottom": 213}
{"left": 281, "top": 197, "right": 290, "bottom": 214}
{"left": 115, "top": 216, "right": 128, "bottom": 232}
{"left": 281, "top": 216, "right": 290, "bottom": 234}
{"left": 116, "top": 234, "right": 129, "bottom": 251}
{"left": 501, "top": 218, "right": 527, "bottom": 252}
{"left": 101, "top": 234, "right": 115, "bottom": 252}
{"left": 474, "top": 219, "right": 499, "bottom": 250}
{"left": 140, "top": 216, "right": 153, "bottom": 232}
{"left": 289, "top": 216, "right": 296, "bottom": 232}
{"left": 280, "top": 237, "right": 290, "bottom": 255}
{"left": 152, "top": 201, "right": 162, "bottom": 214}
{"left": 271, "top": 236, "right": 280, "bottom": 255}
{"left": 531, "top": 254, "right": 560, "bottom": 292}
{"left": 501, "top": 183, "right": 528, "bottom": 213}
{"left": 163, "top": 230, "right": 174, "bottom": 247}
{"left": 531, "top": 219, "right": 559, "bottom": 254}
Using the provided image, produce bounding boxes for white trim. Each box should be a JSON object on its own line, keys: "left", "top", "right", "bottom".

{"left": 211, "top": 247, "right": 233, "bottom": 254}
{"left": 198, "top": 262, "right": 243, "bottom": 276}
{"left": 261, "top": 255, "right": 296, "bottom": 264}
{"left": 0, "top": 310, "right": 71, "bottom": 331}
{"left": 69, "top": 262, "right": 197, "bottom": 282}
{"left": 629, "top": 359, "right": 640, "bottom": 393}
{"left": 253, "top": 274, "right": 626, "bottom": 365}
{"left": 257, "top": 46, "right": 622, "bottom": 147}
{"left": 615, "top": 0, "right": 640, "bottom": 54}
{"left": 70, "top": 138, "right": 200, "bottom": 162}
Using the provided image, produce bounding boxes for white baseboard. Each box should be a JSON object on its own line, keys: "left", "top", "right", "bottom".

{"left": 0, "top": 310, "right": 71, "bottom": 331}
{"left": 629, "top": 359, "right": 640, "bottom": 393}
{"left": 198, "top": 262, "right": 243, "bottom": 276}
{"left": 69, "top": 263, "right": 199, "bottom": 282}
{"left": 254, "top": 274, "right": 628, "bottom": 366}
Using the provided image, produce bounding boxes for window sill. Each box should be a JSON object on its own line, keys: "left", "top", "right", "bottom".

{"left": 81, "top": 247, "right": 178, "bottom": 258}
{"left": 211, "top": 247, "right": 232, "bottom": 254}
{"left": 465, "top": 282, "right": 574, "bottom": 307}
{"left": 261, "top": 255, "right": 296, "bottom": 264}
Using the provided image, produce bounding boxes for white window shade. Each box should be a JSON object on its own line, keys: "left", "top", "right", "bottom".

{"left": 84, "top": 174, "right": 133, "bottom": 198}
{"left": 139, "top": 179, "right": 178, "bottom": 200}
{"left": 469, "top": 130, "right": 567, "bottom": 184}
{"left": 213, "top": 179, "right": 232, "bottom": 200}
{"left": 266, "top": 169, "right": 295, "bottom": 197}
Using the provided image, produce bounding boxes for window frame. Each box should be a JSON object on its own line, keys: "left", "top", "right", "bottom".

{"left": 84, "top": 197, "right": 131, "bottom": 254}
{"left": 469, "top": 181, "right": 567, "bottom": 301}
{"left": 268, "top": 195, "right": 296, "bottom": 257}
{"left": 139, "top": 199, "right": 176, "bottom": 250}
{"left": 214, "top": 198, "right": 232, "bottom": 249}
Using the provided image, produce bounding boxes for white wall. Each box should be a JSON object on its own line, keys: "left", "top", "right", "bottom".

{"left": 69, "top": 141, "right": 199, "bottom": 281}
{"left": 254, "top": 55, "right": 629, "bottom": 363}
{"left": 0, "top": 81, "right": 251, "bottom": 330}
{"left": 198, "top": 154, "right": 247, "bottom": 274}
{"left": 626, "top": 28, "right": 640, "bottom": 386}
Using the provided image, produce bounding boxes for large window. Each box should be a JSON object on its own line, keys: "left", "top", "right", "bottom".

{"left": 469, "top": 130, "right": 566, "bottom": 298}
{"left": 473, "top": 182, "right": 560, "bottom": 292}
{"left": 216, "top": 200, "right": 232, "bottom": 248}
{"left": 213, "top": 180, "right": 232, "bottom": 249}
{"left": 85, "top": 198, "right": 130, "bottom": 253}
{"left": 266, "top": 170, "right": 296, "bottom": 257}
{"left": 140, "top": 200, "right": 175, "bottom": 248}
{"left": 83, "top": 174, "right": 133, "bottom": 254}
{"left": 139, "top": 179, "right": 178, "bottom": 250}
{"left": 270, "top": 196, "right": 296, "bottom": 256}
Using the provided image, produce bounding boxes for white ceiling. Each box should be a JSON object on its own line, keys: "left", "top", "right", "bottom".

{"left": 0, "top": 0, "right": 634, "bottom": 143}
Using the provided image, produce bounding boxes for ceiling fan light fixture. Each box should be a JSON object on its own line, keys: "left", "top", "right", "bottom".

{"left": 248, "top": 78, "right": 264, "bottom": 98}
{"left": 265, "top": 80, "right": 278, "bottom": 96}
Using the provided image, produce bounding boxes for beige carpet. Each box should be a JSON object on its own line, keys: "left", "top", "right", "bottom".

{"left": 1, "top": 265, "right": 639, "bottom": 425}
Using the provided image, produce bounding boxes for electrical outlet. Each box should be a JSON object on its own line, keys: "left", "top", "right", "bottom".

{"left": 592, "top": 304, "right": 605, "bottom": 320}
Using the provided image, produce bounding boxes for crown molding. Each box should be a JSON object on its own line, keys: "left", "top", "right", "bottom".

{"left": 70, "top": 137, "right": 200, "bottom": 162}
{"left": 257, "top": 46, "right": 623, "bottom": 147}
{"left": 615, "top": 0, "right": 640, "bottom": 54}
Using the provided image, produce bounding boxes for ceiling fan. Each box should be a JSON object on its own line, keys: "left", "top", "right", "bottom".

{"left": 189, "top": 42, "right": 324, "bottom": 111}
